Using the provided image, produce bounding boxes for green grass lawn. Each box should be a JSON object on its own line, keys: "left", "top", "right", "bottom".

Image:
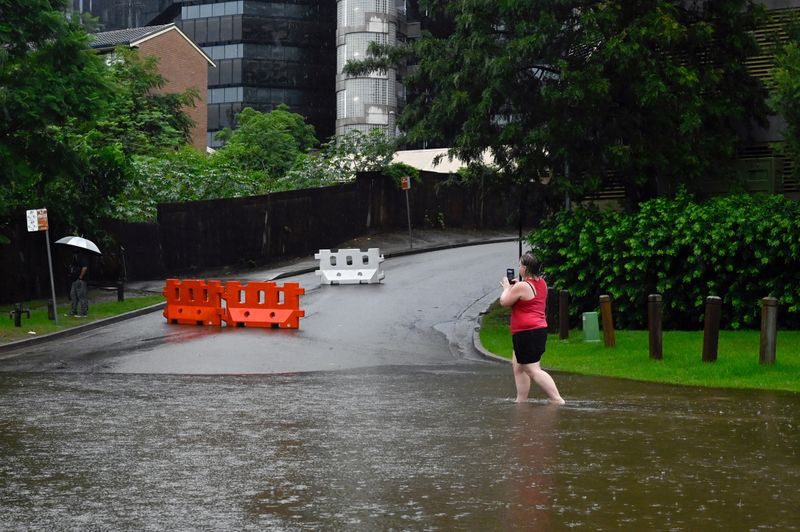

{"left": 1, "top": 295, "right": 164, "bottom": 344}
{"left": 480, "top": 301, "right": 800, "bottom": 392}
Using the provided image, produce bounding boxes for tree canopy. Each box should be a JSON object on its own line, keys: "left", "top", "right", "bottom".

{"left": 769, "top": 18, "right": 800, "bottom": 180}
{"left": 214, "top": 105, "right": 317, "bottom": 177}
{"left": 0, "top": 1, "right": 202, "bottom": 235}
{"left": 96, "top": 46, "right": 198, "bottom": 156}
{"left": 0, "top": 0, "right": 111, "bottom": 227}
{"left": 346, "top": 0, "right": 770, "bottom": 204}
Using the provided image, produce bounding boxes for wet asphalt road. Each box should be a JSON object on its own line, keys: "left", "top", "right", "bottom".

{"left": 0, "top": 242, "right": 517, "bottom": 374}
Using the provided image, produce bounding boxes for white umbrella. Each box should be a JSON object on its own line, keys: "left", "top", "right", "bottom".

{"left": 55, "top": 236, "right": 102, "bottom": 255}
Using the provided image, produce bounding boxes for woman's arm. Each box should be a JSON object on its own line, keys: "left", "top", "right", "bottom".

{"left": 499, "top": 278, "right": 527, "bottom": 307}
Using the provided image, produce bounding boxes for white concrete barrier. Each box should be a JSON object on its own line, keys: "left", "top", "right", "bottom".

{"left": 315, "top": 248, "right": 385, "bottom": 284}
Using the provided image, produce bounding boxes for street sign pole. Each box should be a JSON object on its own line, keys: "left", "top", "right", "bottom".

{"left": 44, "top": 229, "right": 58, "bottom": 325}
{"left": 401, "top": 176, "right": 412, "bottom": 249}
{"left": 405, "top": 189, "right": 412, "bottom": 249}
{"left": 27, "top": 208, "right": 58, "bottom": 325}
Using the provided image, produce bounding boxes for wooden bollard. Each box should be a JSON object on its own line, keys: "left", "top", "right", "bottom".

{"left": 760, "top": 297, "right": 778, "bottom": 365}
{"left": 702, "top": 296, "right": 722, "bottom": 362}
{"left": 559, "top": 290, "right": 569, "bottom": 340}
{"left": 546, "top": 289, "right": 558, "bottom": 334}
{"left": 648, "top": 294, "right": 663, "bottom": 360}
{"left": 599, "top": 295, "right": 615, "bottom": 347}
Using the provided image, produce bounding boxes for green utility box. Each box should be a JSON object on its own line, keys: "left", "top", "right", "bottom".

{"left": 582, "top": 312, "right": 601, "bottom": 342}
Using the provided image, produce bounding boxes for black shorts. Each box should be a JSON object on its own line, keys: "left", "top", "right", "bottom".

{"left": 512, "top": 328, "right": 548, "bottom": 364}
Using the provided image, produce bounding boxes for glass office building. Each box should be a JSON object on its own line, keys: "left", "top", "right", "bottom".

{"left": 69, "top": 0, "right": 178, "bottom": 30}
{"left": 335, "top": 0, "right": 407, "bottom": 138}
{"left": 179, "top": 1, "right": 336, "bottom": 145}
{"left": 74, "top": 1, "right": 337, "bottom": 146}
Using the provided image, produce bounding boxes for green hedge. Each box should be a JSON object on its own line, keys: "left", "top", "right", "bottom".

{"left": 530, "top": 192, "right": 800, "bottom": 330}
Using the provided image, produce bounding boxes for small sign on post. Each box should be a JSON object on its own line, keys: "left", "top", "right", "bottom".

{"left": 401, "top": 176, "right": 412, "bottom": 248}
{"left": 26, "top": 208, "right": 58, "bottom": 325}
{"left": 27, "top": 208, "right": 49, "bottom": 232}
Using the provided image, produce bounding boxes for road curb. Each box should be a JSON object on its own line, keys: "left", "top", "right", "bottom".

{"left": 0, "top": 302, "right": 166, "bottom": 355}
{"left": 472, "top": 295, "right": 512, "bottom": 365}
{"left": 473, "top": 329, "right": 511, "bottom": 364}
{"left": 382, "top": 236, "right": 519, "bottom": 259}
{"left": 471, "top": 301, "right": 563, "bottom": 371}
{"left": 0, "top": 237, "right": 518, "bottom": 354}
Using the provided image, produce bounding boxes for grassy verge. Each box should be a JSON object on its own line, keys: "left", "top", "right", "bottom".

{"left": 1, "top": 295, "right": 164, "bottom": 344}
{"left": 480, "top": 301, "right": 800, "bottom": 392}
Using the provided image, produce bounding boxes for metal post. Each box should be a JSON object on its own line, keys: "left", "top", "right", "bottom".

{"left": 702, "top": 296, "right": 722, "bottom": 362}
{"left": 558, "top": 289, "right": 569, "bottom": 340}
{"left": 44, "top": 229, "right": 58, "bottom": 325}
{"left": 117, "top": 278, "right": 125, "bottom": 302}
{"left": 648, "top": 294, "right": 663, "bottom": 360}
{"left": 599, "top": 295, "right": 615, "bottom": 347}
{"left": 759, "top": 297, "right": 778, "bottom": 365}
{"left": 405, "top": 188, "right": 412, "bottom": 249}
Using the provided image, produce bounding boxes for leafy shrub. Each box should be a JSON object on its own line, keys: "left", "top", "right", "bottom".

{"left": 105, "top": 147, "right": 266, "bottom": 222}
{"left": 530, "top": 191, "right": 800, "bottom": 330}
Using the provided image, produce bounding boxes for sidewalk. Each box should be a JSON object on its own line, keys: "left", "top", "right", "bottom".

{"left": 128, "top": 228, "right": 519, "bottom": 292}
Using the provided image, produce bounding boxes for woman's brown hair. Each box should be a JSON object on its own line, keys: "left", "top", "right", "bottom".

{"left": 519, "top": 252, "right": 542, "bottom": 278}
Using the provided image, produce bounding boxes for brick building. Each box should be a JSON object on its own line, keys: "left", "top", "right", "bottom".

{"left": 90, "top": 24, "right": 215, "bottom": 151}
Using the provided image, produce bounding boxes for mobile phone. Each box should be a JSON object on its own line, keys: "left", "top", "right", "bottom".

{"left": 506, "top": 268, "right": 516, "bottom": 283}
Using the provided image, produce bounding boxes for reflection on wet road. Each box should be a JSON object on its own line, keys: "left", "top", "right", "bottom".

{"left": 2, "top": 367, "right": 798, "bottom": 530}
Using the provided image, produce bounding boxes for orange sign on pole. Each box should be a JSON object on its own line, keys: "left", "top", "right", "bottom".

{"left": 401, "top": 177, "right": 413, "bottom": 248}
{"left": 37, "top": 210, "right": 48, "bottom": 231}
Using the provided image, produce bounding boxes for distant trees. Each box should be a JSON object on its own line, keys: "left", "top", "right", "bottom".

{"left": 110, "top": 108, "right": 416, "bottom": 222}
{"left": 214, "top": 105, "right": 316, "bottom": 177}
{"left": 96, "top": 46, "right": 198, "bottom": 156}
{"left": 346, "top": 0, "right": 770, "bottom": 205}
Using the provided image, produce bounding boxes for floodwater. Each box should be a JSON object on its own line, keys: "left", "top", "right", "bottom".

{"left": 1, "top": 366, "right": 798, "bottom": 530}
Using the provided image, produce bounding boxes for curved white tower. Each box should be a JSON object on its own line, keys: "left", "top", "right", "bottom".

{"left": 336, "top": 0, "right": 403, "bottom": 138}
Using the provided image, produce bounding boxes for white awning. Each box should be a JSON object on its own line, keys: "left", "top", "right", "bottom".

{"left": 391, "top": 148, "right": 494, "bottom": 174}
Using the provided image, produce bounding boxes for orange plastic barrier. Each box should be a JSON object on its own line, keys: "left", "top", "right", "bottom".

{"left": 222, "top": 281, "right": 305, "bottom": 329}
{"left": 163, "top": 279, "right": 224, "bottom": 326}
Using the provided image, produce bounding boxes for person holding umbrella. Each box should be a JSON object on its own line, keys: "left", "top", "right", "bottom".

{"left": 56, "top": 236, "right": 101, "bottom": 318}
{"left": 67, "top": 251, "right": 90, "bottom": 317}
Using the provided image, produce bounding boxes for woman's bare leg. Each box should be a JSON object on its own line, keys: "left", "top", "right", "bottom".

{"left": 524, "top": 362, "right": 565, "bottom": 404}
{"left": 512, "top": 353, "right": 531, "bottom": 403}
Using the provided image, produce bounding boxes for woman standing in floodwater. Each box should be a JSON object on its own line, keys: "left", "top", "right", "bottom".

{"left": 499, "top": 252, "right": 565, "bottom": 404}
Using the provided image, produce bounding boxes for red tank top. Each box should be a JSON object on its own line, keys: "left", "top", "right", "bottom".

{"left": 510, "top": 278, "right": 548, "bottom": 333}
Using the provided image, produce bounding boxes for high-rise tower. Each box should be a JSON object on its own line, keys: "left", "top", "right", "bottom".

{"left": 335, "top": 0, "right": 406, "bottom": 138}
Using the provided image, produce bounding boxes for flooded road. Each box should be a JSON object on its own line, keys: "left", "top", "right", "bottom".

{"left": 2, "top": 366, "right": 798, "bottom": 530}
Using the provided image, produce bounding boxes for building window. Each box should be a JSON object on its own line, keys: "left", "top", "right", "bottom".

{"left": 207, "top": 86, "right": 244, "bottom": 104}
{"left": 337, "top": 90, "right": 346, "bottom": 118}
{"left": 182, "top": 1, "right": 242, "bottom": 20}
{"left": 203, "top": 43, "right": 244, "bottom": 60}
